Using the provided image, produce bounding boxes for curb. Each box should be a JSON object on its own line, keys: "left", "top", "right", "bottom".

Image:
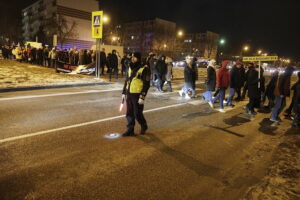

{"left": 0, "top": 82, "right": 110, "bottom": 93}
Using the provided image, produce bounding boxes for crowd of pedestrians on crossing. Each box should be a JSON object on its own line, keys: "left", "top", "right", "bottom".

{"left": 198, "top": 58, "right": 300, "bottom": 127}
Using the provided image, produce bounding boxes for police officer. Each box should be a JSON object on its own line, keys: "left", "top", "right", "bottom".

{"left": 122, "top": 52, "right": 151, "bottom": 136}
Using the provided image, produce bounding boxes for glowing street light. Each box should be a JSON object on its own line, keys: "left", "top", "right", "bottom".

{"left": 177, "top": 30, "right": 184, "bottom": 37}
{"left": 243, "top": 46, "right": 249, "bottom": 51}
{"left": 220, "top": 39, "right": 225, "bottom": 45}
{"left": 112, "top": 36, "right": 117, "bottom": 42}
{"left": 258, "top": 50, "right": 262, "bottom": 55}
{"left": 103, "top": 15, "right": 109, "bottom": 24}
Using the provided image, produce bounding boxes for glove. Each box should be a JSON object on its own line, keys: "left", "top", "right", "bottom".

{"left": 138, "top": 98, "right": 144, "bottom": 105}
{"left": 122, "top": 94, "right": 126, "bottom": 102}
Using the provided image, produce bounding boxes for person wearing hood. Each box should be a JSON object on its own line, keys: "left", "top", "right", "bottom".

{"left": 122, "top": 52, "right": 151, "bottom": 136}
{"left": 201, "top": 59, "right": 217, "bottom": 108}
{"left": 270, "top": 65, "right": 295, "bottom": 123}
{"left": 155, "top": 55, "right": 167, "bottom": 92}
{"left": 212, "top": 60, "right": 230, "bottom": 112}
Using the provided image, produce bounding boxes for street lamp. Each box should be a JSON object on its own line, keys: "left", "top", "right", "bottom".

{"left": 103, "top": 15, "right": 109, "bottom": 24}
{"left": 258, "top": 50, "right": 262, "bottom": 55}
{"left": 112, "top": 36, "right": 117, "bottom": 42}
{"left": 177, "top": 30, "right": 184, "bottom": 37}
{"left": 220, "top": 39, "right": 225, "bottom": 45}
{"left": 243, "top": 46, "right": 249, "bottom": 51}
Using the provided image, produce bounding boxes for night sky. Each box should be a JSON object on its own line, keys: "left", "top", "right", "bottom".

{"left": 1, "top": 0, "right": 300, "bottom": 60}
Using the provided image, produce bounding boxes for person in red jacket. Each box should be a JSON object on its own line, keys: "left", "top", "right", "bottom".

{"left": 212, "top": 60, "right": 230, "bottom": 112}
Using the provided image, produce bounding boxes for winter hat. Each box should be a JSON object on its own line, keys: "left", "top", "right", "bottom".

{"left": 133, "top": 52, "right": 142, "bottom": 61}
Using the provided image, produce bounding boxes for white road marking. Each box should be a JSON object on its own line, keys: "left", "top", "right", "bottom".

{"left": 0, "top": 89, "right": 122, "bottom": 101}
{"left": 0, "top": 103, "right": 187, "bottom": 143}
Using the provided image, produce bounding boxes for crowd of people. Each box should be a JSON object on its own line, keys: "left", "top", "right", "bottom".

{"left": 1, "top": 42, "right": 299, "bottom": 128}
{"left": 196, "top": 58, "right": 300, "bottom": 127}
{"left": 1, "top": 44, "right": 98, "bottom": 67}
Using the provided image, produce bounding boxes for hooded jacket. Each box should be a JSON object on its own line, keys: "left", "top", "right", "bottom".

{"left": 216, "top": 61, "right": 230, "bottom": 88}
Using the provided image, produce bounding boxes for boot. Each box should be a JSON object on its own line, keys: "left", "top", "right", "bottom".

{"left": 140, "top": 125, "right": 148, "bottom": 135}
{"left": 122, "top": 130, "right": 135, "bottom": 137}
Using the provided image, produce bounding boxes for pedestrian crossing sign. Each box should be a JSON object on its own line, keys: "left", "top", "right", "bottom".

{"left": 92, "top": 11, "right": 103, "bottom": 39}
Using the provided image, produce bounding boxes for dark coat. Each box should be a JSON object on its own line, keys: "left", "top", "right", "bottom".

{"left": 155, "top": 60, "right": 167, "bottom": 76}
{"left": 265, "top": 74, "right": 279, "bottom": 99}
{"left": 293, "top": 82, "right": 300, "bottom": 109}
{"left": 206, "top": 66, "right": 216, "bottom": 91}
{"left": 100, "top": 51, "right": 107, "bottom": 66}
{"left": 109, "top": 53, "right": 118, "bottom": 69}
{"left": 184, "top": 64, "right": 196, "bottom": 83}
{"left": 247, "top": 68, "right": 260, "bottom": 98}
{"left": 239, "top": 66, "right": 246, "bottom": 87}
{"left": 230, "top": 65, "right": 241, "bottom": 88}
{"left": 274, "top": 73, "right": 292, "bottom": 97}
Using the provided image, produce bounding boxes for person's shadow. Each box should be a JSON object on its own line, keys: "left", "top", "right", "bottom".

{"left": 223, "top": 113, "right": 251, "bottom": 127}
{"left": 258, "top": 118, "right": 278, "bottom": 135}
{"left": 137, "top": 133, "right": 221, "bottom": 181}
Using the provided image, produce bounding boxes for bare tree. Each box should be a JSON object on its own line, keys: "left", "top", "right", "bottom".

{"left": 46, "top": 14, "right": 78, "bottom": 48}
{"left": 205, "top": 32, "right": 219, "bottom": 59}
{"left": 152, "top": 24, "right": 175, "bottom": 56}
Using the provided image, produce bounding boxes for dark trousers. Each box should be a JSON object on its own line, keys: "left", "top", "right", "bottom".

{"left": 247, "top": 97, "right": 259, "bottom": 112}
{"left": 100, "top": 64, "right": 105, "bottom": 75}
{"left": 126, "top": 93, "right": 147, "bottom": 132}
{"left": 293, "top": 105, "right": 300, "bottom": 126}
{"left": 109, "top": 67, "right": 118, "bottom": 81}
{"left": 285, "top": 94, "right": 296, "bottom": 115}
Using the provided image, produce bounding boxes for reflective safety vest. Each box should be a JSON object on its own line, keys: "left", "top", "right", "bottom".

{"left": 127, "top": 66, "right": 145, "bottom": 93}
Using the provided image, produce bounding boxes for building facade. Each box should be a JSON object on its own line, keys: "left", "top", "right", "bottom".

{"left": 22, "top": 0, "right": 99, "bottom": 49}
{"left": 175, "top": 31, "right": 220, "bottom": 60}
{"left": 122, "top": 18, "right": 176, "bottom": 56}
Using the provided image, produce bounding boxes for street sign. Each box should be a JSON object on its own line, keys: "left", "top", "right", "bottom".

{"left": 243, "top": 56, "right": 278, "bottom": 62}
{"left": 92, "top": 11, "right": 103, "bottom": 39}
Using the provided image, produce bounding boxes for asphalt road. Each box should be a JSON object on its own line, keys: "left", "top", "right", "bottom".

{"left": 0, "top": 80, "right": 295, "bottom": 200}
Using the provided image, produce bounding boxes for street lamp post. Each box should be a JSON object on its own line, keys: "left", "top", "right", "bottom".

{"left": 217, "top": 38, "right": 225, "bottom": 63}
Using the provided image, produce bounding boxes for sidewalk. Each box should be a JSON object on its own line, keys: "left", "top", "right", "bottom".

{"left": 0, "top": 59, "right": 109, "bottom": 92}
{"left": 0, "top": 59, "right": 207, "bottom": 92}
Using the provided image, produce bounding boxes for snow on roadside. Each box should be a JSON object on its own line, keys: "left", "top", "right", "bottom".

{"left": 0, "top": 60, "right": 103, "bottom": 89}
{"left": 241, "top": 133, "right": 300, "bottom": 200}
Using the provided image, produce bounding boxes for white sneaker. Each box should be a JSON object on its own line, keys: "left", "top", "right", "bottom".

{"left": 208, "top": 102, "right": 214, "bottom": 108}
{"left": 217, "top": 108, "right": 226, "bottom": 113}
{"left": 185, "top": 95, "right": 191, "bottom": 99}
{"left": 179, "top": 90, "right": 183, "bottom": 97}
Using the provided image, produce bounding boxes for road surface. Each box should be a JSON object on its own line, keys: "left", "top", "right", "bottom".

{"left": 0, "top": 80, "right": 295, "bottom": 200}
